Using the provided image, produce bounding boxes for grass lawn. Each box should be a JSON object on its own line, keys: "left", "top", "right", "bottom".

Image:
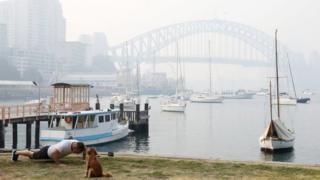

{"left": 1, "top": 154, "right": 320, "bottom": 179}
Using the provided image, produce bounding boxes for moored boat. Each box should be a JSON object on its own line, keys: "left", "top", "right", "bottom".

{"left": 260, "top": 30, "right": 295, "bottom": 152}
{"left": 40, "top": 109, "right": 129, "bottom": 146}
{"left": 190, "top": 94, "right": 223, "bottom": 103}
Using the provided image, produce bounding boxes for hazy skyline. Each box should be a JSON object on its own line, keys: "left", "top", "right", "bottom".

{"left": 60, "top": 0, "right": 319, "bottom": 55}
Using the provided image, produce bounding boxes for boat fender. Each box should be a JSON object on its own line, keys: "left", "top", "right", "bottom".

{"left": 65, "top": 117, "right": 72, "bottom": 124}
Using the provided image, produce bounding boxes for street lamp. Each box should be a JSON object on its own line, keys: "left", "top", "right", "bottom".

{"left": 32, "top": 81, "right": 40, "bottom": 116}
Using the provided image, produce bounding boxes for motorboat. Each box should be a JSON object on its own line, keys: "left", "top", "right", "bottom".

{"left": 40, "top": 109, "right": 129, "bottom": 146}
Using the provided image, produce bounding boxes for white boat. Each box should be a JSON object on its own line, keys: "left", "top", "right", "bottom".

{"left": 272, "top": 97, "right": 297, "bottom": 105}
{"left": 40, "top": 109, "right": 129, "bottom": 146}
{"left": 190, "top": 94, "right": 223, "bottom": 103}
{"left": 110, "top": 95, "right": 136, "bottom": 111}
{"left": 161, "top": 98, "right": 186, "bottom": 112}
{"left": 191, "top": 41, "right": 224, "bottom": 104}
{"left": 161, "top": 42, "right": 187, "bottom": 112}
{"left": 302, "top": 89, "right": 314, "bottom": 96}
{"left": 260, "top": 29, "right": 295, "bottom": 152}
{"left": 256, "top": 89, "right": 268, "bottom": 96}
{"left": 272, "top": 93, "right": 297, "bottom": 105}
{"left": 260, "top": 118, "right": 295, "bottom": 151}
{"left": 223, "top": 90, "right": 255, "bottom": 99}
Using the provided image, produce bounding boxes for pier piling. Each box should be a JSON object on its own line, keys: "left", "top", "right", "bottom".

{"left": 12, "top": 123, "right": 17, "bottom": 149}
{"left": 135, "top": 104, "right": 140, "bottom": 122}
{"left": 26, "top": 122, "right": 32, "bottom": 149}
{"left": 0, "top": 120, "right": 4, "bottom": 148}
{"left": 120, "top": 103, "right": 124, "bottom": 121}
{"left": 35, "top": 120, "right": 40, "bottom": 149}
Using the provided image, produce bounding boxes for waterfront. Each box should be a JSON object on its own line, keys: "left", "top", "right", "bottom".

{"left": 3, "top": 93, "right": 320, "bottom": 164}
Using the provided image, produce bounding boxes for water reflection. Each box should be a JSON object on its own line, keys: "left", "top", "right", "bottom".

{"left": 260, "top": 151, "right": 295, "bottom": 162}
{"left": 93, "top": 132, "right": 150, "bottom": 153}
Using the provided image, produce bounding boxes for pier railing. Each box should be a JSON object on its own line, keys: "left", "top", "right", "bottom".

{"left": 0, "top": 103, "right": 49, "bottom": 121}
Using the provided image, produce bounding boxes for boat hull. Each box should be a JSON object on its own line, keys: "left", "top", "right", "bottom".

{"left": 260, "top": 138, "right": 294, "bottom": 152}
{"left": 190, "top": 96, "right": 223, "bottom": 103}
{"left": 161, "top": 104, "right": 186, "bottom": 112}
{"left": 297, "top": 97, "right": 310, "bottom": 104}
{"left": 223, "top": 94, "right": 254, "bottom": 99}
{"left": 272, "top": 98, "right": 297, "bottom": 105}
{"left": 40, "top": 124, "right": 129, "bottom": 146}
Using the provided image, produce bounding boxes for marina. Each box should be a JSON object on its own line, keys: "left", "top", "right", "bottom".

{"left": 1, "top": 93, "right": 319, "bottom": 164}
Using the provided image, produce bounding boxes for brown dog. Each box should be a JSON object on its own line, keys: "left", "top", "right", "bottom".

{"left": 85, "top": 148, "right": 112, "bottom": 178}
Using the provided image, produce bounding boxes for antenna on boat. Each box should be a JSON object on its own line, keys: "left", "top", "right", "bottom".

{"left": 95, "top": 94, "right": 100, "bottom": 110}
{"left": 275, "top": 29, "right": 280, "bottom": 119}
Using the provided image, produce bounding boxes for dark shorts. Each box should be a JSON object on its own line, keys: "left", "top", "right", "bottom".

{"left": 31, "top": 146, "right": 50, "bottom": 160}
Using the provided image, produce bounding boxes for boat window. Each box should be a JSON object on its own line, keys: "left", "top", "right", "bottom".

{"left": 99, "top": 116, "right": 104, "bottom": 123}
{"left": 111, "top": 113, "right": 116, "bottom": 120}
{"left": 76, "top": 115, "right": 86, "bottom": 129}
{"left": 105, "top": 115, "right": 110, "bottom": 122}
{"left": 87, "top": 115, "right": 96, "bottom": 127}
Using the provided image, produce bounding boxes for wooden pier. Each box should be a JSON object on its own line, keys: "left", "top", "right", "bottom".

{"left": 0, "top": 82, "right": 150, "bottom": 151}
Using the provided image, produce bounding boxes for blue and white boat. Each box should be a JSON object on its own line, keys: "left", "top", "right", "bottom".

{"left": 40, "top": 109, "right": 129, "bottom": 146}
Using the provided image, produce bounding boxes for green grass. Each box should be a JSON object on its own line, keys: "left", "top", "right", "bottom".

{"left": 1, "top": 154, "right": 320, "bottom": 179}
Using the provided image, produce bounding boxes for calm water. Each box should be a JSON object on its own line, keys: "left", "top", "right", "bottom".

{"left": 3, "top": 94, "right": 320, "bottom": 164}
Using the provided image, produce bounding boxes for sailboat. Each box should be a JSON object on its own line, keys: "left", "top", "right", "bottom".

{"left": 190, "top": 40, "right": 223, "bottom": 103}
{"left": 260, "top": 30, "right": 295, "bottom": 152}
{"left": 286, "top": 54, "right": 311, "bottom": 104}
{"left": 161, "top": 43, "right": 187, "bottom": 112}
{"left": 271, "top": 54, "right": 297, "bottom": 105}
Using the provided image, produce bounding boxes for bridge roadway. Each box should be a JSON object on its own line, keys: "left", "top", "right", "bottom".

{"left": 110, "top": 56, "right": 271, "bottom": 67}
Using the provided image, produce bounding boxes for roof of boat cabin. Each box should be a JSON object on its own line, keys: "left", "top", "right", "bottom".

{"left": 51, "top": 82, "right": 94, "bottom": 88}
{"left": 56, "top": 108, "right": 119, "bottom": 116}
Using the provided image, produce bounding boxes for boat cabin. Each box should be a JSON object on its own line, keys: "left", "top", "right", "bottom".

{"left": 50, "top": 83, "right": 92, "bottom": 112}
{"left": 49, "top": 110, "right": 120, "bottom": 130}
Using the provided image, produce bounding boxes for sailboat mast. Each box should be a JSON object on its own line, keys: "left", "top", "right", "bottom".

{"left": 125, "top": 41, "right": 129, "bottom": 96}
{"left": 287, "top": 53, "right": 297, "bottom": 99}
{"left": 209, "top": 40, "right": 212, "bottom": 95}
{"left": 176, "top": 42, "right": 179, "bottom": 97}
{"left": 269, "top": 81, "right": 273, "bottom": 121}
{"left": 275, "top": 29, "right": 280, "bottom": 119}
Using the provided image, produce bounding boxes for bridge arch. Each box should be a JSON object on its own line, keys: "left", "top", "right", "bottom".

{"left": 109, "top": 19, "right": 291, "bottom": 64}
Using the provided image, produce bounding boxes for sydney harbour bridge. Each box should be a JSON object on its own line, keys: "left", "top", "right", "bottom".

{"left": 108, "top": 19, "right": 294, "bottom": 68}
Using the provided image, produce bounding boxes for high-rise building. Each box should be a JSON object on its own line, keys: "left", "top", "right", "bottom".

{"left": 0, "top": 24, "right": 7, "bottom": 49}
{"left": 79, "top": 32, "right": 109, "bottom": 65}
{"left": 0, "top": 0, "right": 66, "bottom": 81}
{"left": 0, "top": 0, "right": 65, "bottom": 52}
{"left": 92, "top": 32, "right": 108, "bottom": 57}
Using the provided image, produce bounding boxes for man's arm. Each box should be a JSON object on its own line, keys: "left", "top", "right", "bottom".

{"left": 51, "top": 149, "right": 61, "bottom": 164}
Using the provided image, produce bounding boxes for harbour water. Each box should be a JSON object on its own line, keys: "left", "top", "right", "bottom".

{"left": 3, "top": 94, "right": 320, "bottom": 164}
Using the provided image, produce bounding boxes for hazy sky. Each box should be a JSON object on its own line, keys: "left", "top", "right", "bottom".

{"left": 61, "top": 0, "right": 319, "bottom": 55}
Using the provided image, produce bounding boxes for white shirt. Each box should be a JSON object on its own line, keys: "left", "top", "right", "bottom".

{"left": 47, "top": 140, "right": 78, "bottom": 158}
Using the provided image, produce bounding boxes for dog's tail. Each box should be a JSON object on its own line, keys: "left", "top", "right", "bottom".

{"left": 103, "top": 172, "right": 113, "bottom": 178}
